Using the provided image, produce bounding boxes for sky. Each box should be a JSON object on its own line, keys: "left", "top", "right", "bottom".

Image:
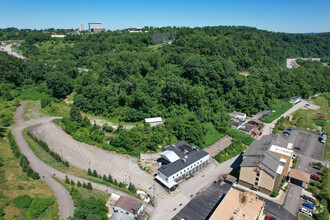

{"left": 1, "top": 0, "right": 330, "bottom": 33}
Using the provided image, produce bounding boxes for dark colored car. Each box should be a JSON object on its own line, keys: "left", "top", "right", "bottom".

{"left": 313, "top": 166, "right": 321, "bottom": 170}
{"left": 308, "top": 198, "right": 316, "bottom": 204}
{"left": 302, "top": 202, "right": 314, "bottom": 210}
{"left": 286, "top": 128, "right": 292, "bottom": 131}
{"left": 294, "top": 146, "right": 302, "bottom": 151}
{"left": 283, "top": 131, "right": 291, "bottom": 136}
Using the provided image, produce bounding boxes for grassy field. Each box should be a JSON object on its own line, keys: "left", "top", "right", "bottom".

{"left": 0, "top": 130, "right": 59, "bottom": 219}
{"left": 260, "top": 99, "right": 293, "bottom": 123}
{"left": 148, "top": 44, "right": 163, "bottom": 50}
{"left": 288, "top": 95, "right": 329, "bottom": 160}
{"left": 202, "top": 122, "right": 224, "bottom": 148}
{"left": 0, "top": 99, "right": 20, "bottom": 126}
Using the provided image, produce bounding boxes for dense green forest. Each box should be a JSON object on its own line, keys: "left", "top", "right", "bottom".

{"left": 0, "top": 26, "right": 329, "bottom": 149}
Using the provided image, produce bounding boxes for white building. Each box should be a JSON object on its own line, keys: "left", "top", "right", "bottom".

{"left": 229, "top": 111, "right": 247, "bottom": 121}
{"left": 155, "top": 141, "right": 209, "bottom": 191}
{"left": 112, "top": 196, "right": 143, "bottom": 219}
{"left": 144, "top": 117, "right": 163, "bottom": 127}
{"left": 78, "top": 24, "right": 84, "bottom": 31}
{"left": 289, "top": 96, "right": 301, "bottom": 104}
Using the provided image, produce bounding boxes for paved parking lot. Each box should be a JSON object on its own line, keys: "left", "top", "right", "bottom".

{"left": 282, "top": 128, "right": 328, "bottom": 217}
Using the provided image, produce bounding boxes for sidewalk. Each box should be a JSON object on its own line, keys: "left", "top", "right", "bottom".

{"left": 232, "top": 182, "right": 289, "bottom": 205}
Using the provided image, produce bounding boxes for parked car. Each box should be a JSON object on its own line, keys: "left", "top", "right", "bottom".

{"left": 311, "top": 174, "right": 321, "bottom": 179}
{"left": 300, "top": 207, "right": 313, "bottom": 216}
{"left": 321, "top": 133, "right": 327, "bottom": 144}
{"left": 308, "top": 198, "right": 316, "bottom": 204}
{"left": 292, "top": 154, "right": 297, "bottom": 159}
{"left": 310, "top": 176, "right": 320, "bottom": 181}
{"left": 294, "top": 146, "right": 302, "bottom": 151}
{"left": 312, "top": 165, "right": 321, "bottom": 170}
{"left": 286, "top": 128, "right": 292, "bottom": 131}
{"left": 302, "top": 203, "right": 314, "bottom": 210}
{"left": 265, "top": 216, "right": 275, "bottom": 220}
{"left": 283, "top": 131, "right": 291, "bottom": 136}
{"left": 259, "top": 132, "right": 262, "bottom": 136}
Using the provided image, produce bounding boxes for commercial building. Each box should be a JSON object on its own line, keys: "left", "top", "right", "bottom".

{"left": 112, "top": 196, "right": 143, "bottom": 219}
{"left": 144, "top": 117, "right": 163, "bottom": 127}
{"left": 209, "top": 188, "right": 265, "bottom": 220}
{"left": 238, "top": 135, "right": 293, "bottom": 195}
{"left": 155, "top": 141, "right": 209, "bottom": 191}
{"left": 89, "top": 22, "right": 104, "bottom": 33}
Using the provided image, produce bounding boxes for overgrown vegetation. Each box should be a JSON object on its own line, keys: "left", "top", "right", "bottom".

{"left": 226, "top": 129, "right": 254, "bottom": 146}
{"left": 260, "top": 100, "right": 293, "bottom": 123}
{"left": 215, "top": 138, "right": 247, "bottom": 163}
{"left": 7, "top": 131, "right": 40, "bottom": 179}
{"left": 0, "top": 129, "right": 59, "bottom": 219}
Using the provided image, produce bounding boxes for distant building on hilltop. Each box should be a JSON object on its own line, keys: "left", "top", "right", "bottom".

{"left": 89, "top": 22, "right": 104, "bottom": 33}
{"left": 78, "top": 24, "right": 84, "bottom": 31}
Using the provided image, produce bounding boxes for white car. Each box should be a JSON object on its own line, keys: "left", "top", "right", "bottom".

{"left": 300, "top": 207, "right": 313, "bottom": 216}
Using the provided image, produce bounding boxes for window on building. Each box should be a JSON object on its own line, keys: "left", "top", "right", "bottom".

{"left": 166, "top": 178, "right": 168, "bottom": 181}
{"left": 256, "top": 177, "right": 259, "bottom": 181}
{"left": 255, "top": 182, "right": 258, "bottom": 186}
{"left": 173, "top": 176, "right": 175, "bottom": 179}
{"left": 256, "top": 173, "right": 260, "bottom": 177}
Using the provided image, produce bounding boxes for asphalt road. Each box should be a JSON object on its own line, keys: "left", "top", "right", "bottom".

{"left": 11, "top": 102, "right": 75, "bottom": 219}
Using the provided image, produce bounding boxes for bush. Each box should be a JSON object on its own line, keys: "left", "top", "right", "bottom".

{"left": 40, "top": 97, "right": 52, "bottom": 108}
{"left": 13, "top": 195, "right": 32, "bottom": 209}
{"left": 26, "top": 197, "right": 55, "bottom": 219}
{"left": 278, "top": 125, "right": 285, "bottom": 131}
{"left": 271, "top": 190, "right": 279, "bottom": 197}
{"left": 314, "top": 118, "right": 327, "bottom": 127}
{"left": 215, "top": 141, "right": 246, "bottom": 163}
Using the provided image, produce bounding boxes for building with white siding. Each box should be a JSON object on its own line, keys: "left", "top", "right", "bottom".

{"left": 155, "top": 141, "right": 209, "bottom": 191}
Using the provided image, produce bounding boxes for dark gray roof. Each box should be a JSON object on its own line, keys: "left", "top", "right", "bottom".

{"left": 244, "top": 134, "right": 289, "bottom": 156}
{"left": 239, "top": 123, "right": 256, "bottom": 132}
{"left": 158, "top": 141, "right": 209, "bottom": 177}
{"left": 241, "top": 134, "right": 288, "bottom": 178}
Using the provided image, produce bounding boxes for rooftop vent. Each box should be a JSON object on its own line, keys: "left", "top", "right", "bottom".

{"left": 184, "top": 155, "right": 188, "bottom": 159}
{"left": 184, "top": 150, "right": 189, "bottom": 154}
{"left": 256, "top": 161, "right": 259, "bottom": 164}
{"left": 182, "top": 158, "right": 186, "bottom": 163}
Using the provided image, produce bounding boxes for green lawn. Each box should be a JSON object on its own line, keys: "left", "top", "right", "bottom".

{"left": 260, "top": 99, "right": 293, "bottom": 123}
{"left": 202, "top": 122, "right": 224, "bottom": 148}
{"left": 148, "top": 44, "right": 163, "bottom": 49}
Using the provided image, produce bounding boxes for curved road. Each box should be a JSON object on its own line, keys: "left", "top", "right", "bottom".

{"left": 11, "top": 102, "right": 150, "bottom": 219}
{"left": 11, "top": 102, "right": 75, "bottom": 219}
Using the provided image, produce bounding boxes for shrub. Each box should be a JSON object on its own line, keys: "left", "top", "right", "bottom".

{"left": 40, "top": 97, "right": 52, "bottom": 108}
{"left": 314, "top": 118, "right": 327, "bottom": 127}
{"left": 278, "top": 125, "right": 285, "bottom": 131}
{"left": 86, "top": 182, "right": 93, "bottom": 190}
{"left": 77, "top": 181, "right": 82, "bottom": 187}
{"left": 26, "top": 197, "right": 55, "bottom": 219}
{"left": 13, "top": 195, "right": 32, "bottom": 209}
{"left": 271, "top": 190, "right": 279, "bottom": 197}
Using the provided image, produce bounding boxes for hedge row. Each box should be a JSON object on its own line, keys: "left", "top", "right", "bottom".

{"left": 7, "top": 131, "right": 40, "bottom": 179}
{"left": 27, "top": 131, "right": 69, "bottom": 167}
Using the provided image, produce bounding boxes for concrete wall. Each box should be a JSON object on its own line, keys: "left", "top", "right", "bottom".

{"left": 258, "top": 170, "right": 274, "bottom": 192}
{"left": 239, "top": 167, "right": 257, "bottom": 185}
